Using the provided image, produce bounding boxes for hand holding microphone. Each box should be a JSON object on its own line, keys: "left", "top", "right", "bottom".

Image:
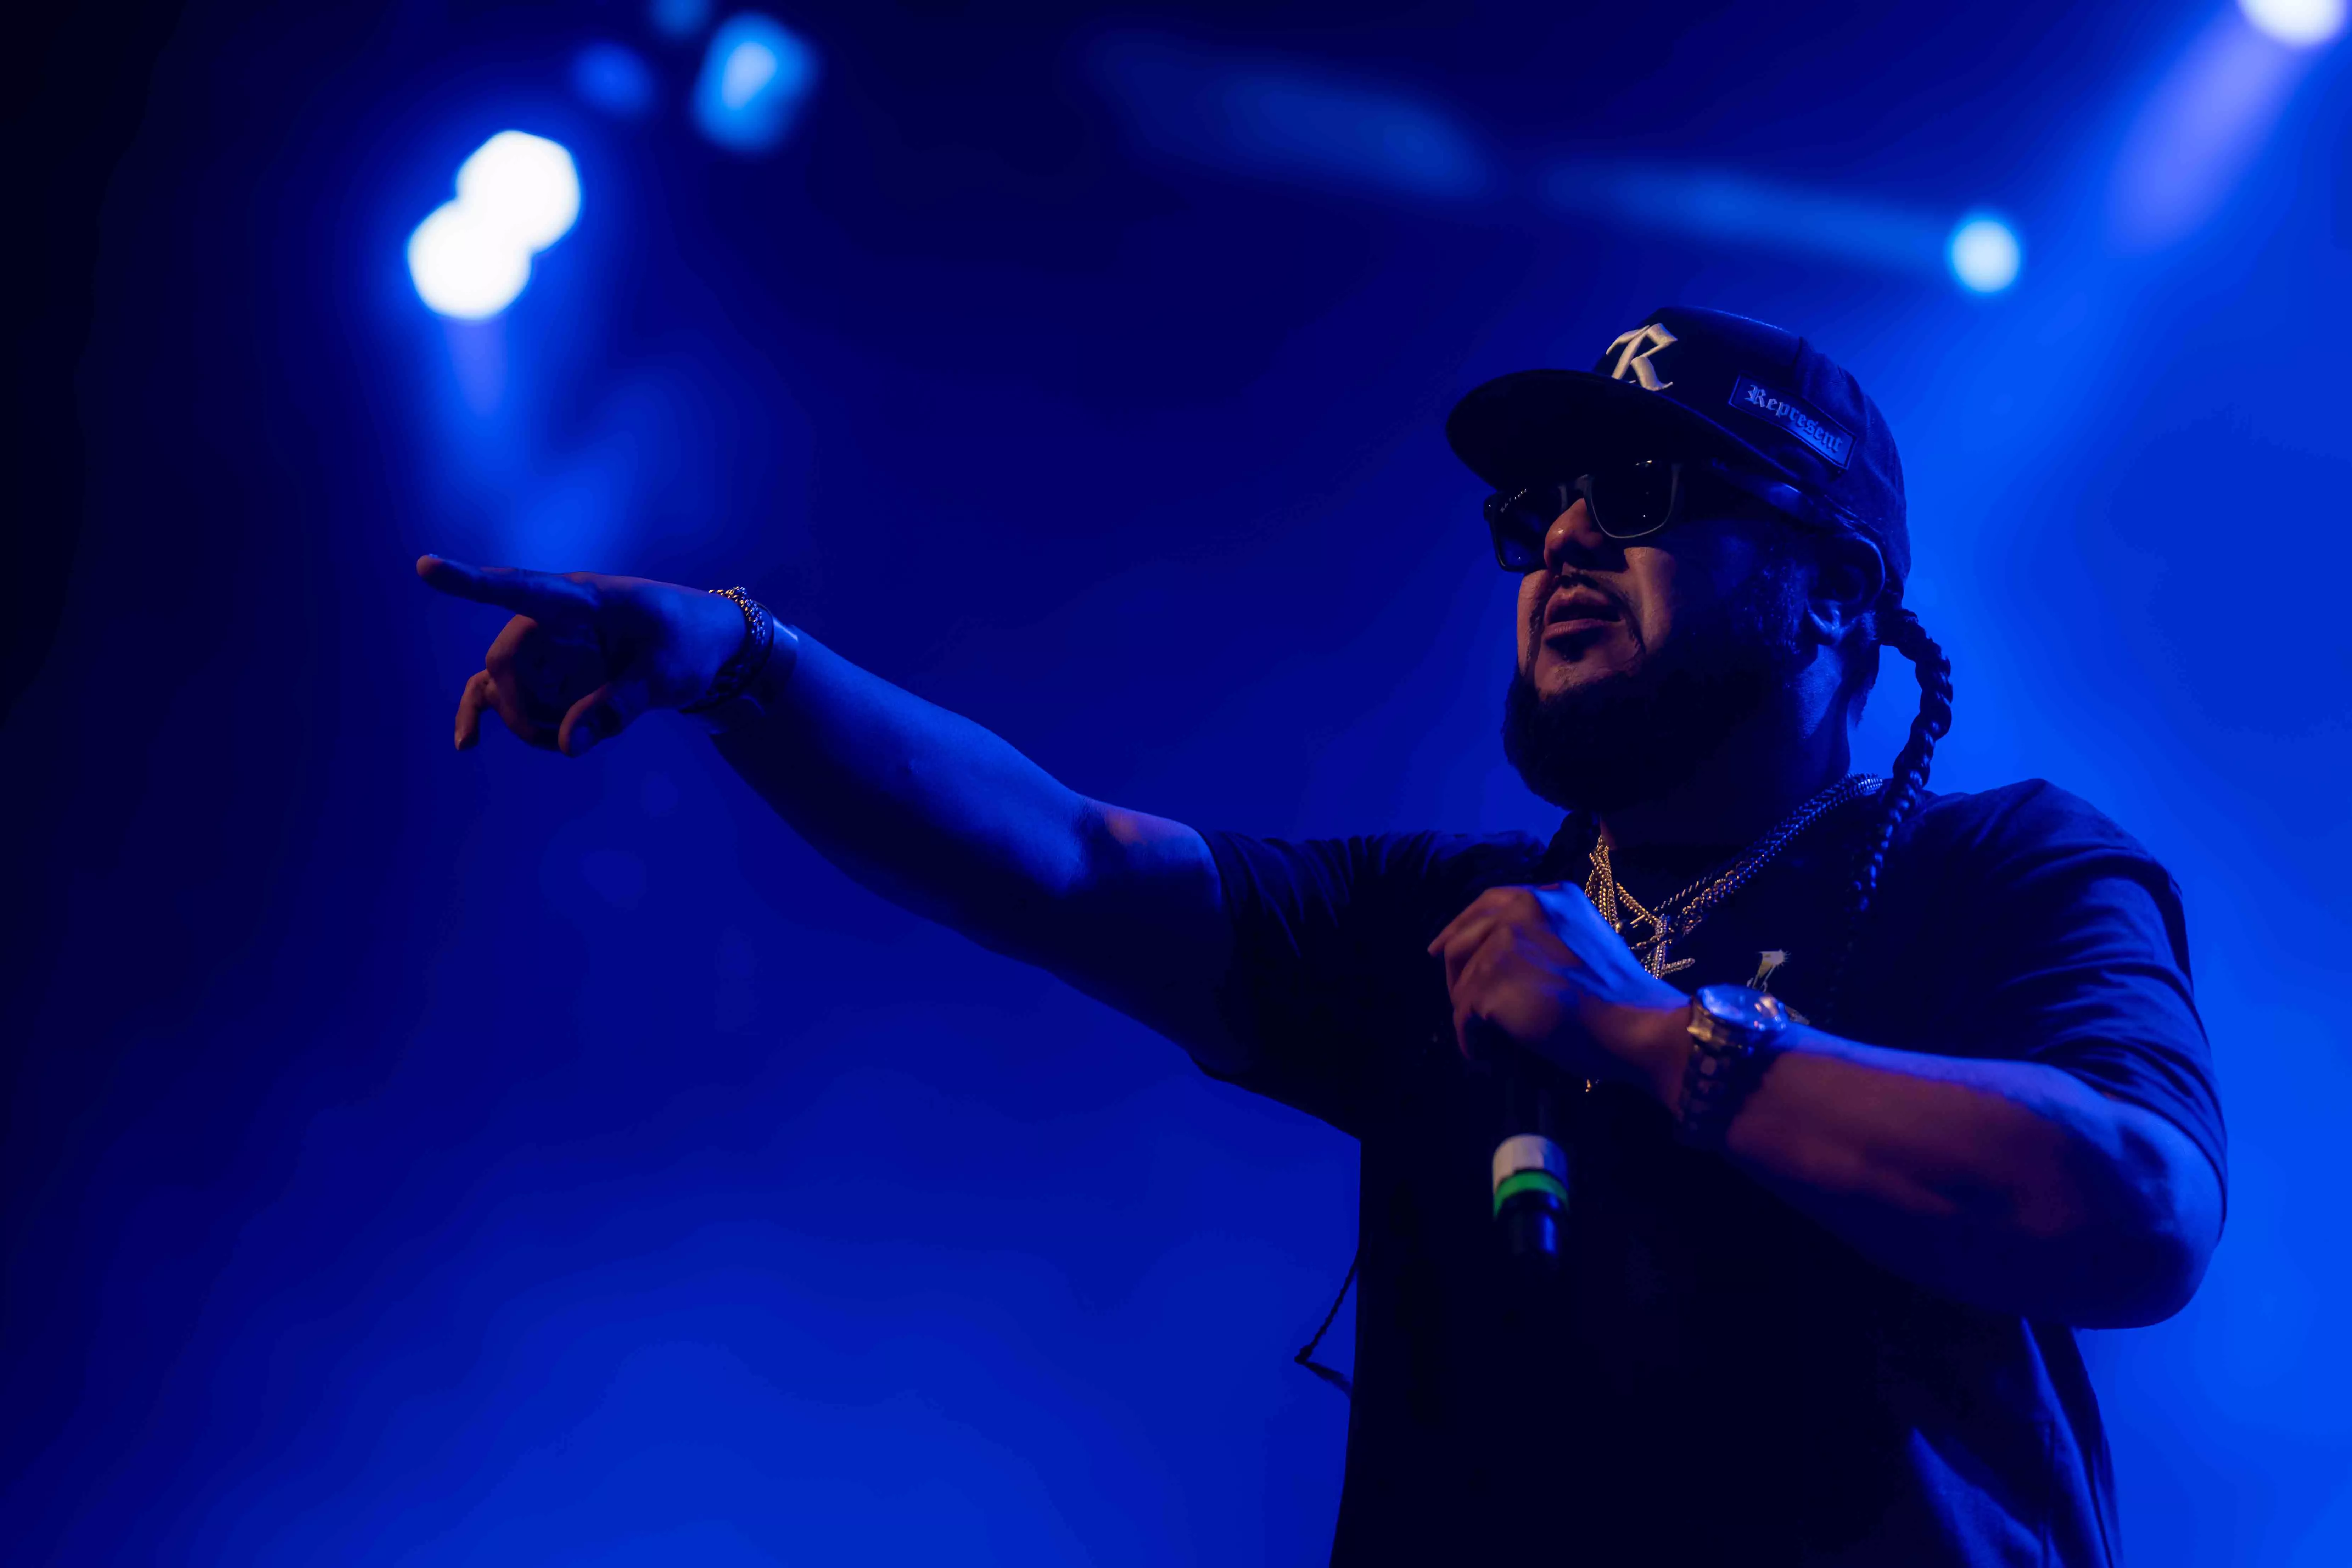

{"left": 1427, "top": 883, "right": 1698, "bottom": 1269}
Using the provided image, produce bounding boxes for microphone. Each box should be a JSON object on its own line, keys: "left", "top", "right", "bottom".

{"left": 1485, "top": 1029, "right": 1570, "bottom": 1269}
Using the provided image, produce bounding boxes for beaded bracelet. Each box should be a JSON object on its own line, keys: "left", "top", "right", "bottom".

{"left": 680, "top": 587, "right": 781, "bottom": 714}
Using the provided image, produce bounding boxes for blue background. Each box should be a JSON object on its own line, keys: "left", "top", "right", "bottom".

{"left": 7, "top": 1, "right": 2350, "bottom": 1561}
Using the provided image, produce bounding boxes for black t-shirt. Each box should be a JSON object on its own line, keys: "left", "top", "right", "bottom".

{"left": 1199, "top": 780, "right": 2224, "bottom": 1567}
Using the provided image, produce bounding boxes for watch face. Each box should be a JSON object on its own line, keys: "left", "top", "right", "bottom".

{"left": 1696, "top": 984, "right": 1786, "bottom": 1030}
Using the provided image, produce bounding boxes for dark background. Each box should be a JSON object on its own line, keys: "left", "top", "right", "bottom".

{"left": 8, "top": 1, "right": 2351, "bottom": 1562}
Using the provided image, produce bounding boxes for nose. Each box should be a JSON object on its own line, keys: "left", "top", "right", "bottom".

{"left": 1542, "top": 495, "right": 1617, "bottom": 572}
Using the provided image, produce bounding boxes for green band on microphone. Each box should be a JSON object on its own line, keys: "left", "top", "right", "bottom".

{"left": 1492, "top": 1167, "right": 1568, "bottom": 1218}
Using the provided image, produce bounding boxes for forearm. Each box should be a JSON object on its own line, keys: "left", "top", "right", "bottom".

{"left": 1620, "top": 1017, "right": 2220, "bottom": 1326}
{"left": 708, "top": 631, "right": 1101, "bottom": 963}
{"left": 700, "top": 629, "right": 1239, "bottom": 1067}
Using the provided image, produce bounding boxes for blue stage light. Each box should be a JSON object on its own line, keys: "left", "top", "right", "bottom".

{"left": 1217, "top": 74, "right": 1488, "bottom": 201}
{"left": 1092, "top": 36, "right": 1491, "bottom": 205}
{"left": 649, "top": 0, "right": 712, "bottom": 40}
{"left": 1544, "top": 161, "right": 1943, "bottom": 273}
{"left": 1947, "top": 215, "right": 2022, "bottom": 294}
{"left": 692, "top": 14, "right": 818, "bottom": 154}
{"left": 2239, "top": 0, "right": 2345, "bottom": 46}
{"left": 573, "top": 42, "right": 657, "bottom": 119}
{"left": 2110, "top": 9, "right": 2318, "bottom": 250}
{"left": 408, "top": 132, "right": 579, "bottom": 319}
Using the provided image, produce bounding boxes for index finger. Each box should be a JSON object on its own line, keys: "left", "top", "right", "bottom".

{"left": 415, "top": 555, "right": 598, "bottom": 620}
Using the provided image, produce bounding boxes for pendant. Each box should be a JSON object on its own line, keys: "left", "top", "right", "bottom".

{"left": 1646, "top": 932, "right": 1696, "bottom": 979}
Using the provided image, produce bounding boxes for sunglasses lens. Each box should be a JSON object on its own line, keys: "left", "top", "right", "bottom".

{"left": 1587, "top": 460, "right": 1677, "bottom": 539}
{"left": 1484, "top": 487, "right": 1558, "bottom": 572}
{"left": 1482, "top": 464, "right": 1681, "bottom": 568}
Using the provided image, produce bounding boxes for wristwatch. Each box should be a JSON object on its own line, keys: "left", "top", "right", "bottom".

{"left": 1677, "top": 984, "right": 1791, "bottom": 1148}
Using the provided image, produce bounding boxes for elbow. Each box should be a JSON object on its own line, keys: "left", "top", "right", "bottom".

{"left": 2138, "top": 1225, "right": 2218, "bottom": 1326}
{"left": 2067, "top": 1213, "right": 2214, "bottom": 1329}
{"left": 2050, "top": 1104, "right": 2225, "bottom": 1329}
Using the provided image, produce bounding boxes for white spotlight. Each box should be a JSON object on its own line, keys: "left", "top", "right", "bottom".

{"left": 1947, "top": 215, "right": 2022, "bottom": 294}
{"left": 407, "top": 202, "right": 533, "bottom": 320}
{"left": 454, "top": 131, "right": 581, "bottom": 252}
{"left": 410, "top": 131, "right": 581, "bottom": 319}
{"left": 2239, "top": 0, "right": 2346, "bottom": 47}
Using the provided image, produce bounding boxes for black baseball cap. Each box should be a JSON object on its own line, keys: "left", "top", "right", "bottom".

{"left": 1445, "top": 306, "right": 1910, "bottom": 587}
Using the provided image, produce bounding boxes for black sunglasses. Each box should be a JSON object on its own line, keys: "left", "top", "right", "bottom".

{"left": 1481, "top": 459, "right": 1826, "bottom": 572}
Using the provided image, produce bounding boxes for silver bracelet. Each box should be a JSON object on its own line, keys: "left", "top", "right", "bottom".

{"left": 682, "top": 587, "right": 783, "bottom": 714}
{"left": 682, "top": 588, "right": 800, "bottom": 729}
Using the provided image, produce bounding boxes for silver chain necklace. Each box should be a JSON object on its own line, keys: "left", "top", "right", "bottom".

{"left": 1585, "top": 773, "right": 1883, "bottom": 978}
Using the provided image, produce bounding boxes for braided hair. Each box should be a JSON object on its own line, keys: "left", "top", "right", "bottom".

{"left": 1822, "top": 599, "right": 1954, "bottom": 1024}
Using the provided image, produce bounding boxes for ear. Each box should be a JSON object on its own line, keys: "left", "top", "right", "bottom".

{"left": 1802, "top": 536, "right": 1885, "bottom": 649}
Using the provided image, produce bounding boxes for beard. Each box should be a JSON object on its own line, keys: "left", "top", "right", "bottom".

{"left": 1502, "top": 567, "right": 1810, "bottom": 814}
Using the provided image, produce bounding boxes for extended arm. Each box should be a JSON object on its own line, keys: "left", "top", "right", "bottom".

{"left": 416, "top": 557, "right": 1244, "bottom": 1071}
{"left": 709, "top": 633, "right": 1244, "bottom": 1069}
{"left": 1430, "top": 883, "right": 2224, "bottom": 1329}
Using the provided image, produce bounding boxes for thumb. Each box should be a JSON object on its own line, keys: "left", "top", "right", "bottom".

{"left": 559, "top": 678, "right": 652, "bottom": 758}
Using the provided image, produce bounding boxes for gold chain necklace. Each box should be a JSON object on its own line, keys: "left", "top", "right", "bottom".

{"left": 1584, "top": 773, "right": 1882, "bottom": 978}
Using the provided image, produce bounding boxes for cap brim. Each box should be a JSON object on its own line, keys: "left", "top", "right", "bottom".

{"left": 1444, "top": 369, "right": 1787, "bottom": 491}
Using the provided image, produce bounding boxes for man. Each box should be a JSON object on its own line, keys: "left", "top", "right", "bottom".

{"left": 416, "top": 307, "right": 2224, "bottom": 1564}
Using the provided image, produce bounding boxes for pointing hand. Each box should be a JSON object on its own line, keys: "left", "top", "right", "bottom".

{"left": 415, "top": 556, "right": 750, "bottom": 757}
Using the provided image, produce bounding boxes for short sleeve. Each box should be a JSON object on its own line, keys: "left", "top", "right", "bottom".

{"left": 1909, "top": 783, "right": 2227, "bottom": 1201}
{"left": 1198, "top": 829, "right": 1547, "bottom": 1136}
